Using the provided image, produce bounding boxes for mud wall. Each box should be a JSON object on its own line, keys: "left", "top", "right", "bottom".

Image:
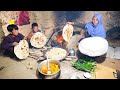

{"left": 0, "top": 11, "right": 120, "bottom": 46}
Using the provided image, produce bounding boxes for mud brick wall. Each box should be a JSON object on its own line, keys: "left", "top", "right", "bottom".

{"left": 0, "top": 11, "right": 120, "bottom": 47}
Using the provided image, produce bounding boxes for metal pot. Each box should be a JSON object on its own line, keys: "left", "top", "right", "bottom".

{"left": 68, "top": 48, "right": 75, "bottom": 56}
{"left": 38, "top": 60, "right": 61, "bottom": 79}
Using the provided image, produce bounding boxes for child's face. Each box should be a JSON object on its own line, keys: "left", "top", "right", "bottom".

{"left": 92, "top": 16, "right": 99, "bottom": 26}
{"left": 11, "top": 29, "right": 19, "bottom": 36}
{"left": 33, "top": 26, "right": 39, "bottom": 32}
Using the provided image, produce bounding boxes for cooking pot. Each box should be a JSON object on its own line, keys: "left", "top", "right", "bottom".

{"left": 38, "top": 60, "right": 61, "bottom": 79}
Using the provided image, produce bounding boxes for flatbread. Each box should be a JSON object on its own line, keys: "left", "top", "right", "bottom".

{"left": 78, "top": 37, "right": 108, "bottom": 57}
{"left": 62, "top": 24, "right": 73, "bottom": 42}
{"left": 30, "top": 32, "right": 47, "bottom": 48}
{"left": 46, "top": 48, "right": 67, "bottom": 60}
{"left": 14, "top": 39, "right": 29, "bottom": 59}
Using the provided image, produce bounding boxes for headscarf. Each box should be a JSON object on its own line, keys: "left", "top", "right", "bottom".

{"left": 85, "top": 14, "right": 106, "bottom": 38}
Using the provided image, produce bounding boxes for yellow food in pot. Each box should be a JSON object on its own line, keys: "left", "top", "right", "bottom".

{"left": 40, "top": 62, "right": 60, "bottom": 75}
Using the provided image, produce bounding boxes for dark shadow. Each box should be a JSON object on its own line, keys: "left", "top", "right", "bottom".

{"left": 106, "top": 26, "right": 120, "bottom": 40}
{"left": 0, "top": 50, "right": 26, "bottom": 62}
{"left": 54, "top": 11, "right": 84, "bottom": 28}
{"left": 76, "top": 49, "right": 107, "bottom": 63}
{"left": 95, "top": 57, "right": 106, "bottom": 63}
{"left": 36, "top": 69, "right": 42, "bottom": 79}
{"left": 15, "top": 59, "right": 26, "bottom": 62}
{"left": 7, "top": 55, "right": 26, "bottom": 62}
{"left": 0, "top": 49, "right": 29, "bottom": 63}
{"left": 76, "top": 49, "right": 96, "bottom": 61}
{"left": 106, "top": 26, "right": 120, "bottom": 47}
{"left": 65, "top": 11, "right": 84, "bottom": 22}
{"left": 0, "top": 49, "right": 4, "bottom": 56}
{"left": 76, "top": 49, "right": 86, "bottom": 60}
{"left": 73, "top": 31, "right": 80, "bottom": 35}
{"left": 0, "top": 20, "right": 5, "bottom": 56}
{"left": 94, "top": 54, "right": 107, "bottom": 63}
{"left": 53, "top": 11, "right": 66, "bottom": 27}
{"left": 0, "top": 53, "right": 22, "bottom": 62}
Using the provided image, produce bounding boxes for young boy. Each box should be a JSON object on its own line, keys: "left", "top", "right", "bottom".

{"left": 1, "top": 24, "right": 25, "bottom": 58}
{"left": 27, "top": 22, "right": 41, "bottom": 48}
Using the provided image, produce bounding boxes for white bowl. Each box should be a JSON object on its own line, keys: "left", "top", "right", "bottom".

{"left": 83, "top": 72, "right": 91, "bottom": 79}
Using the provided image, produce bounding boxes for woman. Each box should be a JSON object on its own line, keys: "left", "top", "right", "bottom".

{"left": 67, "top": 14, "right": 106, "bottom": 39}
{"left": 68, "top": 14, "right": 107, "bottom": 59}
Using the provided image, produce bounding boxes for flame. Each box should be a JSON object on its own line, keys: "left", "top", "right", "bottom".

{"left": 56, "top": 34, "right": 63, "bottom": 45}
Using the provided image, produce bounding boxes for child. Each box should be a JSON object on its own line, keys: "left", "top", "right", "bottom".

{"left": 27, "top": 22, "right": 41, "bottom": 48}
{"left": 1, "top": 24, "right": 25, "bottom": 59}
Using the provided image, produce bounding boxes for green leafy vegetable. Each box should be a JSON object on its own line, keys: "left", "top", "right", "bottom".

{"left": 72, "top": 59, "right": 96, "bottom": 72}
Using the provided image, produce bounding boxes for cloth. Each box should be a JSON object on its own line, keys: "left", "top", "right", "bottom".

{"left": 1, "top": 33, "right": 24, "bottom": 50}
{"left": 17, "top": 11, "right": 30, "bottom": 26}
{"left": 85, "top": 14, "right": 106, "bottom": 38}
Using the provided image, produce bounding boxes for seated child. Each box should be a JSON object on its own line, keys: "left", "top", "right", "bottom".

{"left": 1, "top": 24, "right": 25, "bottom": 58}
{"left": 27, "top": 22, "right": 41, "bottom": 48}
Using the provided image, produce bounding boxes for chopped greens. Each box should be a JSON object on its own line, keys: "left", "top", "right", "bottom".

{"left": 72, "top": 58, "right": 96, "bottom": 72}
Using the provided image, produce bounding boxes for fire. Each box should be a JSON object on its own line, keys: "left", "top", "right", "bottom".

{"left": 56, "top": 34, "right": 63, "bottom": 46}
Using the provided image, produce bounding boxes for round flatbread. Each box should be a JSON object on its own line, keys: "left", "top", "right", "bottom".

{"left": 46, "top": 47, "right": 67, "bottom": 60}
{"left": 14, "top": 39, "right": 29, "bottom": 59}
{"left": 62, "top": 24, "right": 73, "bottom": 42}
{"left": 30, "top": 32, "right": 47, "bottom": 48}
{"left": 78, "top": 37, "right": 108, "bottom": 57}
